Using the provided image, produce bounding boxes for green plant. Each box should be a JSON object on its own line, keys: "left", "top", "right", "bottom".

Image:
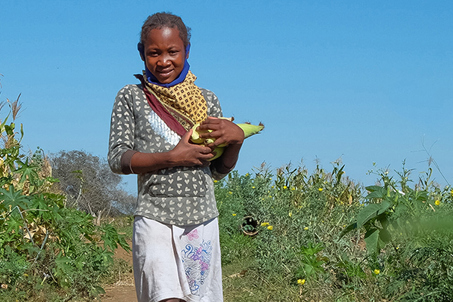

{"left": 217, "top": 159, "right": 453, "bottom": 301}
{"left": 296, "top": 242, "right": 327, "bottom": 281}
{"left": 340, "top": 163, "right": 453, "bottom": 301}
{"left": 0, "top": 97, "right": 130, "bottom": 300}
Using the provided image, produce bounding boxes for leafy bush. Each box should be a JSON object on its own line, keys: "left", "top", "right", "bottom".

{"left": 0, "top": 98, "right": 130, "bottom": 301}
{"left": 343, "top": 164, "right": 453, "bottom": 301}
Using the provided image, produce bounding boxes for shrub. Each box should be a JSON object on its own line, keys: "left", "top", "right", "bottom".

{"left": 0, "top": 98, "right": 130, "bottom": 301}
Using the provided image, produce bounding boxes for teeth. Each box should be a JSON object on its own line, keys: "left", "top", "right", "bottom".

{"left": 190, "top": 118, "right": 264, "bottom": 161}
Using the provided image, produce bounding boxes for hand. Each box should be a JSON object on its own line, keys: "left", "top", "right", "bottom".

{"left": 170, "top": 129, "right": 214, "bottom": 167}
{"left": 197, "top": 117, "right": 245, "bottom": 149}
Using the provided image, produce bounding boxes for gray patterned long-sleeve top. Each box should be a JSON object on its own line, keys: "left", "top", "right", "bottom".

{"left": 108, "top": 84, "right": 226, "bottom": 226}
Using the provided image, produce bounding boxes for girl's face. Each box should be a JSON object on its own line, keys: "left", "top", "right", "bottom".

{"left": 143, "top": 27, "right": 187, "bottom": 84}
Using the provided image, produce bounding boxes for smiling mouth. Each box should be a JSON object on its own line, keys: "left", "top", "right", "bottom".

{"left": 157, "top": 69, "right": 174, "bottom": 77}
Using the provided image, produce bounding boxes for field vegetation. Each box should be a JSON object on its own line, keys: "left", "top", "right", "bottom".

{"left": 0, "top": 93, "right": 130, "bottom": 301}
{"left": 217, "top": 162, "right": 453, "bottom": 301}
{"left": 0, "top": 81, "right": 452, "bottom": 301}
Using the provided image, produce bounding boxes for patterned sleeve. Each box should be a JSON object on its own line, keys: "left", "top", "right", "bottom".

{"left": 108, "top": 86, "right": 137, "bottom": 175}
{"left": 201, "top": 88, "right": 223, "bottom": 118}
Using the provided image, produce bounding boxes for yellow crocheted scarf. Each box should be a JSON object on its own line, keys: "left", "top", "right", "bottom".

{"left": 142, "top": 71, "right": 208, "bottom": 125}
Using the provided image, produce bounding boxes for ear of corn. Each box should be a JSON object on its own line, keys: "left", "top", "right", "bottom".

{"left": 218, "top": 122, "right": 264, "bottom": 147}
{"left": 190, "top": 118, "right": 264, "bottom": 161}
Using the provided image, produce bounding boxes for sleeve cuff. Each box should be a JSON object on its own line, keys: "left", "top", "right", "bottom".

{"left": 120, "top": 150, "right": 138, "bottom": 174}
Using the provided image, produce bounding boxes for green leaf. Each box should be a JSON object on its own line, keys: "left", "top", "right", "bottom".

{"left": 379, "top": 227, "right": 392, "bottom": 244}
{"left": 357, "top": 204, "right": 381, "bottom": 228}
{"left": 16, "top": 158, "right": 40, "bottom": 187}
{"left": 377, "top": 213, "right": 390, "bottom": 229}
{"left": 339, "top": 222, "right": 357, "bottom": 238}
{"left": 0, "top": 186, "right": 30, "bottom": 209}
{"left": 365, "top": 186, "right": 387, "bottom": 199}
{"left": 365, "top": 185, "right": 383, "bottom": 192}
{"left": 356, "top": 201, "right": 392, "bottom": 229}
{"left": 364, "top": 228, "right": 379, "bottom": 254}
{"left": 377, "top": 200, "right": 392, "bottom": 215}
{"left": 91, "top": 285, "right": 106, "bottom": 295}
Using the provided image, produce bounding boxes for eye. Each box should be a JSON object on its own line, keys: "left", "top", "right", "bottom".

{"left": 147, "top": 51, "right": 159, "bottom": 57}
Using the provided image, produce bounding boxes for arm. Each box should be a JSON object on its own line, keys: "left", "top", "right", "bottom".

{"left": 130, "top": 129, "right": 214, "bottom": 174}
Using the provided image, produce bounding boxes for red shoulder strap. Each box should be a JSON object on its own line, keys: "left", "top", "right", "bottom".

{"left": 134, "top": 74, "right": 187, "bottom": 137}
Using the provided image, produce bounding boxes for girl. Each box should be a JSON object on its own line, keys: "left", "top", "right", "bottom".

{"left": 108, "top": 12, "right": 243, "bottom": 302}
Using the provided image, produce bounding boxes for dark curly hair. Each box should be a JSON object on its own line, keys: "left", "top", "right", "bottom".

{"left": 139, "top": 12, "right": 191, "bottom": 48}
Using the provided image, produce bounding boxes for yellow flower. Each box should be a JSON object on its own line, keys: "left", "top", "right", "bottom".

{"left": 214, "top": 180, "right": 218, "bottom": 183}
{"left": 374, "top": 269, "right": 380, "bottom": 275}
{"left": 245, "top": 173, "right": 249, "bottom": 176}
{"left": 318, "top": 188, "right": 323, "bottom": 192}
{"left": 283, "top": 185, "right": 287, "bottom": 189}
{"left": 261, "top": 222, "right": 269, "bottom": 227}
{"left": 304, "top": 227, "right": 309, "bottom": 230}
{"left": 291, "top": 187, "right": 295, "bottom": 191}
{"left": 252, "top": 186, "right": 255, "bottom": 189}
{"left": 228, "top": 191, "right": 233, "bottom": 194}
{"left": 267, "top": 225, "right": 273, "bottom": 230}
{"left": 289, "top": 212, "right": 292, "bottom": 217}
{"left": 297, "top": 279, "right": 306, "bottom": 285}
{"left": 232, "top": 213, "right": 236, "bottom": 216}
{"left": 435, "top": 200, "right": 441, "bottom": 206}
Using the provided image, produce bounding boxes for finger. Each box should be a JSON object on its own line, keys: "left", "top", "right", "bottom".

{"left": 200, "top": 117, "right": 222, "bottom": 127}
{"left": 191, "top": 144, "right": 213, "bottom": 154}
{"left": 199, "top": 160, "right": 211, "bottom": 168}
{"left": 181, "top": 129, "right": 193, "bottom": 143}
{"left": 197, "top": 123, "right": 217, "bottom": 132}
{"left": 200, "top": 145, "right": 214, "bottom": 154}
{"left": 206, "top": 139, "right": 226, "bottom": 148}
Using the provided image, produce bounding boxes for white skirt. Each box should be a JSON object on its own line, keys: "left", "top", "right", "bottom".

{"left": 133, "top": 216, "right": 223, "bottom": 302}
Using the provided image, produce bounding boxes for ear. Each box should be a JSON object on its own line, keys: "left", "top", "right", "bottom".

{"left": 137, "top": 43, "right": 145, "bottom": 61}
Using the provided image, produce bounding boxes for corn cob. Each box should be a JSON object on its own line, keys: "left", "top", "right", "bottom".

{"left": 190, "top": 118, "right": 264, "bottom": 161}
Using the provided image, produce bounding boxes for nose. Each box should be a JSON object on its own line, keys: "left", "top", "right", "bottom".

{"left": 157, "top": 53, "right": 171, "bottom": 67}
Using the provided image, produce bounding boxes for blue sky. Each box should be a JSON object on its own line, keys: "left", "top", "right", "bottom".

{"left": 1, "top": 1, "right": 452, "bottom": 193}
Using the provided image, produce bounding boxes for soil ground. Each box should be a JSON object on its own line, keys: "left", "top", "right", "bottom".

{"left": 100, "top": 241, "right": 137, "bottom": 302}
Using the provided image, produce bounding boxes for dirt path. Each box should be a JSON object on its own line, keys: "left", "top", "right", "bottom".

{"left": 101, "top": 285, "right": 137, "bottom": 302}
{"left": 100, "top": 241, "right": 137, "bottom": 302}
